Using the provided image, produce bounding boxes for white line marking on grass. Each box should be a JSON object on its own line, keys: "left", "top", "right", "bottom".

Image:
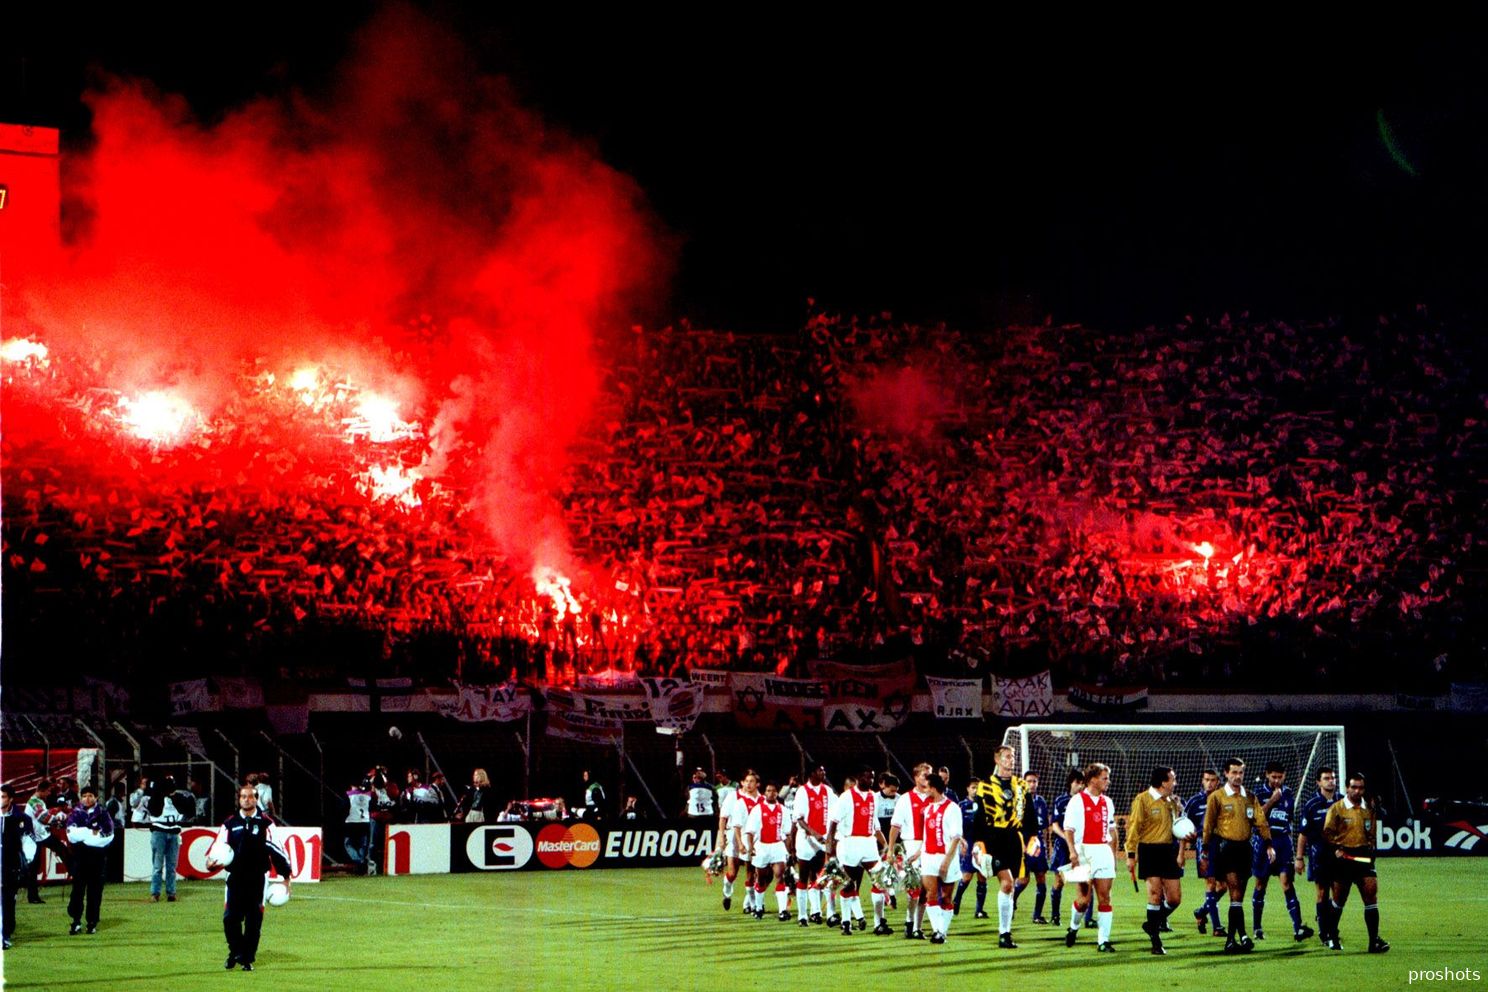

{"left": 299, "top": 893, "right": 679, "bottom": 923}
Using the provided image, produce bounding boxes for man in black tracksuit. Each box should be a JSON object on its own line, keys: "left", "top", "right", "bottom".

{"left": 209, "top": 784, "right": 292, "bottom": 971}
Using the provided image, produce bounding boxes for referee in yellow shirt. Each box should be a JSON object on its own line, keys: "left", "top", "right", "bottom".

{"left": 1202, "top": 758, "right": 1273, "bottom": 953}
{"left": 1126, "top": 767, "right": 1185, "bottom": 955}
{"left": 1320, "top": 772, "right": 1389, "bottom": 953}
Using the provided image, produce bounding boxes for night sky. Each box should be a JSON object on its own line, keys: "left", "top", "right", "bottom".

{"left": 5, "top": 10, "right": 1487, "bottom": 331}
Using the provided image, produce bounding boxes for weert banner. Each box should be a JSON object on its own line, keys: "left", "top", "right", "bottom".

{"left": 123, "top": 826, "right": 324, "bottom": 882}
{"left": 446, "top": 819, "right": 716, "bottom": 871}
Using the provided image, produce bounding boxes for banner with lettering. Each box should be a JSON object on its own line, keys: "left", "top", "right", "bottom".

{"left": 729, "top": 672, "right": 819, "bottom": 731}
{"left": 821, "top": 673, "right": 916, "bottom": 733}
{"left": 685, "top": 668, "right": 733, "bottom": 690}
{"left": 544, "top": 708, "right": 624, "bottom": 745}
{"left": 993, "top": 671, "right": 1055, "bottom": 717}
{"left": 1067, "top": 681, "right": 1149, "bottom": 711}
{"left": 438, "top": 682, "right": 533, "bottom": 723}
{"left": 169, "top": 679, "right": 214, "bottom": 716}
{"left": 639, "top": 677, "right": 705, "bottom": 732}
{"left": 926, "top": 676, "right": 983, "bottom": 719}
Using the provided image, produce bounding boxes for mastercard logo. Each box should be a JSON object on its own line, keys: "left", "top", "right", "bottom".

{"left": 535, "top": 823, "right": 601, "bottom": 868}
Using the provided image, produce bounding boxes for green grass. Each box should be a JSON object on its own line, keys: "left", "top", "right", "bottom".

{"left": 4, "top": 859, "right": 1484, "bottom": 991}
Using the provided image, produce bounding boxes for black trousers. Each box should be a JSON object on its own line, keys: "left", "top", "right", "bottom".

{"left": 66, "top": 849, "right": 106, "bottom": 926}
{"left": 2, "top": 879, "right": 17, "bottom": 940}
{"left": 224, "top": 882, "right": 266, "bottom": 963}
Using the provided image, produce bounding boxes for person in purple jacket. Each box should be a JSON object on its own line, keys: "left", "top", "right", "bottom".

{"left": 64, "top": 786, "right": 114, "bottom": 935}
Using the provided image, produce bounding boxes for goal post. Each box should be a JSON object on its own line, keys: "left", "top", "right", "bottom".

{"left": 1000, "top": 724, "right": 1346, "bottom": 814}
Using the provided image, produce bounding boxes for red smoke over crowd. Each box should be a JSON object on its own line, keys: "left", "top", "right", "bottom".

{"left": 8, "top": 6, "right": 663, "bottom": 577}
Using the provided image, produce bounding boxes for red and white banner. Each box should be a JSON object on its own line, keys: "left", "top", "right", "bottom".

{"left": 385, "top": 824, "right": 452, "bottom": 875}
{"left": 125, "top": 825, "right": 323, "bottom": 883}
{"left": 438, "top": 682, "right": 532, "bottom": 723}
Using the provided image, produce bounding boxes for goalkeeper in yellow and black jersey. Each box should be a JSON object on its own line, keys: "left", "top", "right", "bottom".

{"left": 969, "top": 745, "right": 1035, "bottom": 949}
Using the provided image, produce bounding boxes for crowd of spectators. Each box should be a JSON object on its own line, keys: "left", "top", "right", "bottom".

{"left": 3, "top": 308, "right": 1483, "bottom": 693}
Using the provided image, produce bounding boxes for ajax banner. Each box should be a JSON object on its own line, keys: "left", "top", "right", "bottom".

{"left": 446, "top": 820, "right": 716, "bottom": 871}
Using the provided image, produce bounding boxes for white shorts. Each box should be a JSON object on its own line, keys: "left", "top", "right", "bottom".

{"left": 837, "top": 836, "right": 881, "bottom": 869}
{"left": 918, "top": 850, "right": 958, "bottom": 883}
{"left": 795, "top": 833, "right": 828, "bottom": 863}
{"left": 902, "top": 839, "right": 924, "bottom": 862}
{"left": 752, "top": 841, "right": 787, "bottom": 867}
{"left": 1077, "top": 843, "right": 1116, "bottom": 880}
{"left": 722, "top": 832, "right": 743, "bottom": 861}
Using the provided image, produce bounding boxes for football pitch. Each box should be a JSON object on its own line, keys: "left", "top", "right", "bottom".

{"left": 3, "top": 859, "right": 1483, "bottom": 991}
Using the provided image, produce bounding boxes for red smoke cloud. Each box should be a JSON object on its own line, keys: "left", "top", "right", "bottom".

{"left": 12, "top": 5, "right": 665, "bottom": 571}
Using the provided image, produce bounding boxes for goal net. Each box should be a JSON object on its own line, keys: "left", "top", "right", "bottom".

{"left": 999, "top": 724, "right": 1346, "bottom": 815}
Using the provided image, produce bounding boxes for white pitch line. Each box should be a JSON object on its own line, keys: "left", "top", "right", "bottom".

{"left": 298, "top": 893, "right": 679, "bottom": 923}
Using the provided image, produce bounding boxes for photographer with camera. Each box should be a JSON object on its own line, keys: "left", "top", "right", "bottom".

{"left": 146, "top": 775, "right": 198, "bottom": 903}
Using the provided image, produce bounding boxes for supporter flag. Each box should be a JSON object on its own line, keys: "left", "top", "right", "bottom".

{"left": 346, "top": 676, "right": 415, "bottom": 713}
{"left": 545, "top": 708, "right": 623, "bottom": 745}
{"left": 169, "top": 679, "right": 214, "bottom": 716}
{"left": 822, "top": 673, "right": 915, "bottom": 733}
{"left": 215, "top": 676, "right": 265, "bottom": 709}
{"left": 993, "top": 671, "right": 1055, "bottom": 717}
{"left": 685, "top": 668, "right": 732, "bottom": 691}
{"left": 729, "top": 672, "right": 820, "bottom": 731}
{"left": 1067, "top": 681, "right": 1148, "bottom": 711}
{"left": 439, "top": 682, "right": 533, "bottom": 723}
{"left": 640, "top": 677, "right": 705, "bottom": 732}
{"left": 926, "top": 676, "right": 983, "bottom": 719}
{"left": 543, "top": 686, "right": 650, "bottom": 722}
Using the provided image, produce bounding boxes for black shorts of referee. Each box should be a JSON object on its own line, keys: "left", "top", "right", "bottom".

{"left": 1331, "top": 847, "right": 1377, "bottom": 882}
{"left": 1211, "top": 837, "right": 1253, "bottom": 878}
{"left": 986, "top": 827, "right": 1024, "bottom": 876}
{"left": 1136, "top": 842, "right": 1182, "bottom": 880}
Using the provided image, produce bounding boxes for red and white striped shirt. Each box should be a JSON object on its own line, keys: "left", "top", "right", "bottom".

{"left": 747, "top": 800, "right": 786, "bottom": 844}
{"left": 832, "top": 787, "right": 878, "bottom": 838}
{"left": 794, "top": 782, "right": 833, "bottom": 835}
{"left": 923, "top": 798, "right": 964, "bottom": 856}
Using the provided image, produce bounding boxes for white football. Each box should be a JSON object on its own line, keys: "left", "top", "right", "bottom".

{"left": 265, "top": 881, "right": 290, "bottom": 907}
{"left": 206, "top": 840, "right": 234, "bottom": 868}
{"left": 1172, "top": 816, "right": 1197, "bottom": 841}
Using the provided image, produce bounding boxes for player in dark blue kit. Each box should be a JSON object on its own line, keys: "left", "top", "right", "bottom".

{"left": 1186, "top": 769, "right": 1224, "bottom": 936}
{"left": 1294, "top": 766, "right": 1340, "bottom": 944}
{"left": 952, "top": 776, "right": 987, "bottom": 919}
{"left": 1013, "top": 771, "right": 1051, "bottom": 923}
{"left": 1251, "top": 761, "right": 1313, "bottom": 941}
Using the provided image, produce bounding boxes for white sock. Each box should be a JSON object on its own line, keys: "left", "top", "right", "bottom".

{"left": 776, "top": 887, "right": 789, "bottom": 914}
{"left": 851, "top": 895, "right": 865, "bottom": 920}
{"left": 906, "top": 895, "right": 916, "bottom": 924}
{"left": 926, "top": 905, "right": 943, "bottom": 936}
{"left": 1070, "top": 900, "right": 1082, "bottom": 929}
{"left": 940, "top": 902, "right": 954, "bottom": 936}
{"left": 798, "top": 887, "right": 809, "bottom": 919}
{"left": 723, "top": 877, "right": 735, "bottom": 898}
{"left": 998, "top": 890, "right": 1014, "bottom": 933}
{"left": 1098, "top": 909, "right": 1112, "bottom": 944}
{"left": 871, "top": 890, "right": 885, "bottom": 924}
{"left": 808, "top": 887, "right": 821, "bottom": 916}
{"left": 915, "top": 899, "right": 926, "bottom": 931}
